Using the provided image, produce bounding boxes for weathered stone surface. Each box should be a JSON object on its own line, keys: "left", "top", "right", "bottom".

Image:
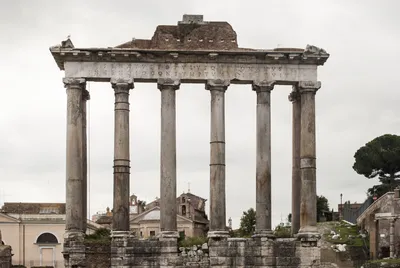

{"left": 0, "top": 245, "right": 12, "bottom": 268}
{"left": 112, "top": 81, "right": 133, "bottom": 232}
{"left": 253, "top": 82, "right": 274, "bottom": 235}
{"left": 159, "top": 79, "right": 180, "bottom": 235}
{"left": 64, "top": 62, "right": 318, "bottom": 84}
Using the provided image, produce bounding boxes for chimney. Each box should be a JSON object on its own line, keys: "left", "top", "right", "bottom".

{"left": 395, "top": 187, "right": 400, "bottom": 198}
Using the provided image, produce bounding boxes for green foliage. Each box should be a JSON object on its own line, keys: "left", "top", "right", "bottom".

{"left": 274, "top": 224, "right": 291, "bottom": 238}
{"left": 317, "top": 195, "right": 330, "bottom": 220}
{"left": 287, "top": 213, "right": 292, "bottom": 223}
{"left": 367, "top": 258, "right": 400, "bottom": 264}
{"left": 239, "top": 208, "right": 256, "bottom": 237}
{"left": 85, "top": 228, "right": 111, "bottom": 242}
{"left": 178, "top": 236, "right": 208, "bottom": 248}
{"left": 353, "top": 134, "right": 400, "bottom": 196}
{"left": 324, "top": 221, "right": 366, "bottom": 247}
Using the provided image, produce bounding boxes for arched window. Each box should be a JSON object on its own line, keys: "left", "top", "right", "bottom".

{"left": 36, "top": 232, "right": 58, "bottom": 244}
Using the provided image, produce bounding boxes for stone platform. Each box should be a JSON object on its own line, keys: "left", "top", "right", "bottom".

{"left": 66, "top": 236, "right": 322, "bottom": 268}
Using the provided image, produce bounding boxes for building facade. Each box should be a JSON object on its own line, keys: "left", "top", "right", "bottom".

{"left": 131, "top": 192, "right": 209, "bottom": 238}
{"left": 0, "top": 203, "right": 100, "bottom": 267}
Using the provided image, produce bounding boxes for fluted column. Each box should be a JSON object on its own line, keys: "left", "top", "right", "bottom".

{"left": 298, "top": 81, "right": 321, "bottom": 239}
{"left": 252, "top": 81, "right": 274, "bottom": 237}
{"left": 206, "top": 79, "right": 230, "bottom": 238}
{"left": 158, "top": 78, "right": 180, "bottom": 238}
{"left": 64, "top": 77, "right": 86, "bottom": 233}
{"left": 82, "top": 89, "right": 90, "bottom": 234}
{"left": 289, "top": 89, "right": 301, "bottom": 235}
{"left": 111, "top": 79, "right": 133, "bottom": 232}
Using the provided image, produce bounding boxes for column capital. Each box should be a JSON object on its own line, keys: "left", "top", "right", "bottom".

{"left": 288, "top": 90, "right": 300, "bottom": 102}
{"left": 63, "top": 77, "right": 86, "bottom": 89}
{"left": 157, "top": 78, "right": 180, "bottom": 90}
{"left": 298, "top": 81, "right": 321, "bottom": 93}
{"left": 206, "top": 79, "right": 230, "bottom": 91}
{"left": 252, "top": 81, "right": 274, "bottom": 92}
{"left": 111, "top": 78, "right": 134, "bottom": 90}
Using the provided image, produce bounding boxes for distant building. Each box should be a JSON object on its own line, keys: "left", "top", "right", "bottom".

{"left": 0, "top": 202, "right": 101, "bottom": 267}
{"left": 130, "top": 192, "right": 209, "bottom": 238}
{"left": 357, "top": 191, "right": 400, "bottom": 259}
{"left": 94, "top": 192, "right": 209, "bottom": 238}
{"left": 338, "top": 202, "right": 363, "bottom": 219}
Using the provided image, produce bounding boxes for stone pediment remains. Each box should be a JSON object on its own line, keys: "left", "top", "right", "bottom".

{"left": 116, "top": 15, "right": 239, "bottom": 51}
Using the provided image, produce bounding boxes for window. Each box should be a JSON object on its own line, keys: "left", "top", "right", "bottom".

{"left": 150, "top": 231, "right": 155, "bottom": 237}
{"left": 182, "top": 205, "right": 186, "bottom": 216}
{"left": 182, "top": 197, "right": 186, "bottom": 203}
{"left": 140, "top": 231, "right": 143, "bottom": 237}
{"left": 36, "top": 233, "right": 58, "bottom": 244}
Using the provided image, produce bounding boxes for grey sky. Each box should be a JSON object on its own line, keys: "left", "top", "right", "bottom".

{"left": 0, "top": 0, "right": 399, "bottom": 229}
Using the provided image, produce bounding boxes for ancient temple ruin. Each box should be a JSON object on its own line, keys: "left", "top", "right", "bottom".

{"left": 50, "top": 14, "right": 329, "bottom": 268}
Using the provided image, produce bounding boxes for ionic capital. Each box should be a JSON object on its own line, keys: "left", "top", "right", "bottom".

{"left": 206, "top": 79, "right": 230, "bottom": 91}
{"left": 288, "top": 90, "right": 300, "bottom": 102}
{"left": 157, "top": 78, "right": 180, "bottom": 90}
{"left": 111, "top": 78, "right": 134, "bottom": 93}
{"left": 63, "top": 77, "right": 86, "bottom": 89}
{"left": 298, "top": 81, "right": 321, "bottom": 94}
{"left": 252, "top": 81, "right": 274, "bottom": 93}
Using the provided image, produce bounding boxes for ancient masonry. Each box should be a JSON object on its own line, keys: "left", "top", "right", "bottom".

{"left": 49, "top": 15, "right": 329, "bottom": 267}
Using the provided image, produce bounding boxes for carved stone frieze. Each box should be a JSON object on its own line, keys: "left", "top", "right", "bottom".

{"left": 64, "top": 61, "right": 318, "bottom": 84}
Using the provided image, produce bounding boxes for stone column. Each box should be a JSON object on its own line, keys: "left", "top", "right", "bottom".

{"left": 63, "top": 78, "right": 86, "bottom": 268}
{"left": 82, "top": 90, "right": 90, "bottom": 234}
{"left": 158, "top": 78, "right": 180, "bottom": 238}
{"left": 252, "top": 81, "right": 274, "bottom": 237}
{"left": 206, "top": 79, "right": 230, "bottom": 238}
{"left": 297, "top": 81, "right": 321, "bottom": 240}
{"left": 64, "top": 77, "right": 86, "bottom": 234}
{"left": 289, "top": 89, "right": 301, "bottom": 235}
{"left": 390, "top": 218, "right": 396, "bottom": 258}
{"left": 111, "top": 79, "right": 133, "bottom": 233}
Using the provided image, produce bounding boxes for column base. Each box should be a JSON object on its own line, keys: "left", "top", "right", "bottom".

{"left": 63, "top": 231, "right": 86, "bottom": 268}
{"left": 111, "top": 230, "right": 133, "bottom": 240}
{"left": 157, "top": 231, "right": 179, "bottom": 239}
{"left": 252, "top": 229, "right": 275, "bottom": 239}
{"left": 296, "top": 227, "right": 321, "bottom": 246}
{"left": 207, "top": 230, "right": 230, "bottom": 238}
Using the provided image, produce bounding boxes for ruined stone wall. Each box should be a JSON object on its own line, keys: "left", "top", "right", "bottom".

{"left": 0, "top": 245, "right": 12, "bottom": 268}
{"left": 85, "top": 242, "right": 110, "bottom": 268}
{"left": 108, "top": 237, "right": 322, "bottom": 267}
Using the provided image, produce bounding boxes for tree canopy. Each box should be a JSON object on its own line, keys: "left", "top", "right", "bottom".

{"left": 353, "top": 134, "right": 400, "bottom": 194}
{"left": 317, "top": 195, "right": 329, "bottom": 221}
{"left": 238, "top": 208, "right": 256, "bottom": 237}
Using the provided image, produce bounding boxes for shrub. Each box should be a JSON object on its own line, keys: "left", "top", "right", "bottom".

{"left": 178, "top": 236, "right": 208, "bottom": 248}
{"left": 274, "top": 225, "right": 292, "bottom": 238}
{"left": 85, "top": 228, "right": 111, "bottom": 242}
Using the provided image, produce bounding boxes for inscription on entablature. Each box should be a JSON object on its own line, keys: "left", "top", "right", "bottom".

{"left": 65, "top": 62, "right": 317, "bottom": 83}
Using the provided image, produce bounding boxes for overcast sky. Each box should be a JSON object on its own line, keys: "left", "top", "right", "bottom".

{"left": 1, "top": 0, "right": 399, "bottom": 229}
